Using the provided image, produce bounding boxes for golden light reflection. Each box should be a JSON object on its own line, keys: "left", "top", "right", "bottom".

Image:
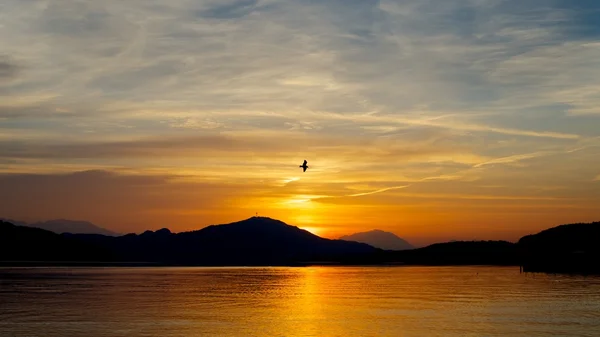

{"left": 276, "top": 267, "right": 326, "bottom": 336}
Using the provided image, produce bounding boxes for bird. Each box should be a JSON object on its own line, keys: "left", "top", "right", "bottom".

{"left": 299, "top": 160, "right": 308, "bottom": 172}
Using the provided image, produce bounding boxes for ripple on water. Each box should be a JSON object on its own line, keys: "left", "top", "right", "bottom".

{"left": 1, "top": 266, "right": 600, "bottom": 337}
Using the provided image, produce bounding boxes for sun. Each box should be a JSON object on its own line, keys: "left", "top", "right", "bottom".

{"left": 299, "top": 226, "right": 323, "bottom": 237}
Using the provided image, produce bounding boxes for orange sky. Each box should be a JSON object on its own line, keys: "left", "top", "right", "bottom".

{"left": 1, "top": 1, "right": 600, "bottom": 247}
{"left": 1, "top": 166, "right": 599, "bottom": 247}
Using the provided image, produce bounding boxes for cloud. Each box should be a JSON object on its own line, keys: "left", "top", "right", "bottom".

{"left": 1, "top": 1, "right": 597, "bottom": 142}
{"left": 0, "top": 56, "right": 19, "bottom": 80}
{"left": 0, "top": 0, "right": 594, "bottom": 121}
{"left": 310, "top": 112, "right": 581, "bottom": 139}
{"left": 196, "top": 0, "right": 264, "bottom": 19}
{"left": 473, "top": 151, "right": 552, "bottom": 168}
{"left": 0, "top": 130, "right": 482, "bottom": 165}
{"left": 167, "top": 117, "right": 224, "bottom": 129}
{"left": 346, "top": 185, "right": 410, "bottom": 197}
{"left": 488, "top": 41, "right": 600, "bottom": 117}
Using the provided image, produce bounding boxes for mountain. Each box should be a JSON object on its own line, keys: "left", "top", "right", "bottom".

{"left": 0, "top": 218, "right": 28, "bottom": 227}
{"left": 2, "top": 217, "right": 599, "bottom": 273}
{"left": 518, "top": 221, "right": 600, "bottom": 274}
{"left": 340, "top": 229, "right": 414, "bottom": 250}
{"left": 0, "top": 217, "right": 379, "bottom": 266}
{"left": 388, "top": 240, "right": 519, "bottom": 265}
{"left": 518, "top": 221, "right": 600, "bottom": 253}
{"left": 1, "top": 218, "right": 120, "bottom": 236}
{"left": 0, "top": 220, "right": 113, "bottom": 263}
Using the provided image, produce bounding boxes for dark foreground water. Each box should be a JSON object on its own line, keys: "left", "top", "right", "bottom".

{"left": 1, "top": 266, "right": 600, "bottom": 337}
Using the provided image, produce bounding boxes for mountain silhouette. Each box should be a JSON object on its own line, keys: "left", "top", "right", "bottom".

{"left": 0, "top": 218, "right": 28, "bottom": 227}
{"left": 519, "top": 221, "right": 600, "bottom": 274}
{"left": 387, "top": 240, "right": 518, "bottom": 265}
{"left": 340, "top": 229, "right": 414, "bottom": 250}
{"left": 2, "top": 217, "right": 599, "bottom": 273}
{"left": 1, "top": 218, "right": 119, "bottom": 236}
{"left": 518, "top": 221, "right": 600, "bottom": 253}
{"left": 30, "top": 219, "right": 120, "bottom": 236}
{"left": 0, "top": 220, "right": 113, "bottom": 262}
{"left": 1, "top": 217, "right": 379, "bottom": 266}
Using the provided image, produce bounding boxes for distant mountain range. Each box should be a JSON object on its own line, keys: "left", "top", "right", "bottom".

{"left": 1, "top": 217, "right": 599, "bottom": 274}
{"left": 0, "top": 218, "right": 119, "bottom": 236}
{"left": 0, "top": 217, "right": 377, "bottom": 266}
{"left": 339, "top": 229, "right": 414, "bottom": 250}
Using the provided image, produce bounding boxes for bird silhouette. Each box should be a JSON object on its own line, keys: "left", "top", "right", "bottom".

{"left": 299, "top": 160, "right": 308, "bottom": 172}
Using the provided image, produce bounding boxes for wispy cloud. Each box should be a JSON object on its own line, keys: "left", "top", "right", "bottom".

{"left": 346, "top": 185, "right": 410, "bottom": 197}
{"left": 473, "top": 151, "right": 552, "bottom": 168}
{"left": 305, "top": 112, "right": 582, "bottom": 139}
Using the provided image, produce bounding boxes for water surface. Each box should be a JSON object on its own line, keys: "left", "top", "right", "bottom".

{"left": 1, "top": 266, "right": 599, "bottom": 336}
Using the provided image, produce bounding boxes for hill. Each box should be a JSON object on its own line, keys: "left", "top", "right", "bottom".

{"left": 518, "top": 221, "right": 600, "bottom": 274}
{"left": 389, "top": 240, "right": 518, "bottom": 265}
{"left": 0, "top": 221, "right": 113, "bottom": 263}
{"left": 1, "top": 218, "right": 119, "bottom": 236}
{"left": 328, "top": 240, "right": 519, "bottom": 265}
{"left": 0, "top": 217, "right": 379, "bottom": 266}
{"left": 0, "top": 218, "right": 28, "bottom": 227}
{"left": 29, "top": 219, "right": 120, "bottom": 236}
{"left": 339, "top": 229, "right": 414, "bottom": 250}
{"left": 2, "top": 217, "right": 599, "bottom": 273}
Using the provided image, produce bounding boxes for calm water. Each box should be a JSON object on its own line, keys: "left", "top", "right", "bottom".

{"left": 1, "top": 266, "right": 600, "bottom": 336}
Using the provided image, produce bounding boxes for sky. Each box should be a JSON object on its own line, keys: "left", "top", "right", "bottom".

{"left": 1, "top": 0, "right": 600, "bottom": 246}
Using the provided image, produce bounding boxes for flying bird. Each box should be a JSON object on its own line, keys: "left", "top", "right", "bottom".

{"left": 299, "top": 160, "right": 308, "bottom": 172}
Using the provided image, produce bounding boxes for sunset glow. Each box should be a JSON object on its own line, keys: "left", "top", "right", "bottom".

{"left": 299, "top": 227, "right": 323, "bottom": 237}
{"left": 1, "top": 0, "right": 600, "bottom": 247}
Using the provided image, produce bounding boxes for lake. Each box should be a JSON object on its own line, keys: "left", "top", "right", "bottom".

{"left": 1, "top": 266, "right": 599, "bottom": 336}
